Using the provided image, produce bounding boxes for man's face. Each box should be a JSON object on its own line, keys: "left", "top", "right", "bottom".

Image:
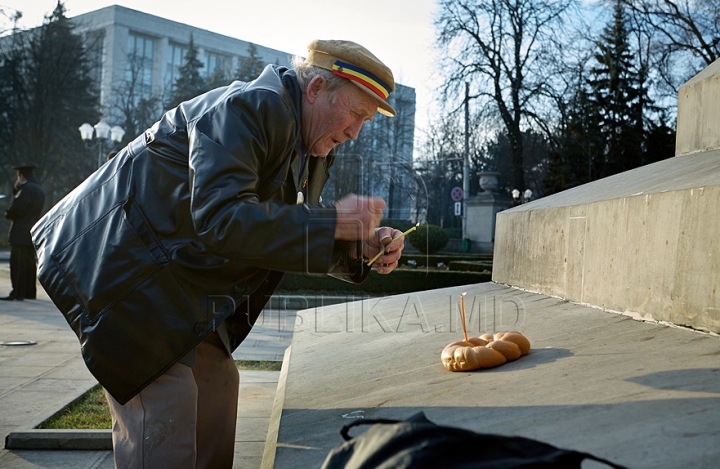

{"left": 302, "top": 79, "right": 377, "bottom": 157}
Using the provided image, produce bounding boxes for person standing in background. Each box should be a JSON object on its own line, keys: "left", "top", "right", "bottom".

{"left": 2, "top": 164, "right": 45, "bottom": 301}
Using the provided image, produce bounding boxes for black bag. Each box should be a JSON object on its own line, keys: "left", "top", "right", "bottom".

{"left": 321, "top": 412, "right": 628, "bottom": 469}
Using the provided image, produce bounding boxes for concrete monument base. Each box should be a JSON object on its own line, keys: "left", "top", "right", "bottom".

{"left": 261, "top": 284, "right": 719, "bottom": 469}
{"left": 492, "top": 57, "right": 720, "bottom": 334}
{"left": 493, "top": 149, "right": 720, "bottom": 333}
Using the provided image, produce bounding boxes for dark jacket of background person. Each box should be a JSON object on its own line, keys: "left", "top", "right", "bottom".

{"left": 6, "top": 176, "right": 45, "bottom": 245}
{"left": 32, "top": 65, "right": 368, "bottom": 404}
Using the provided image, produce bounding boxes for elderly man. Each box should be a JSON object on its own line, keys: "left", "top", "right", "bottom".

{"left": 32, "top": 40, "right": 405, "bottom": 468}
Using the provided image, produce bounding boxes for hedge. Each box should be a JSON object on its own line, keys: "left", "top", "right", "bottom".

{"left": 448, "top": 261, "right": 493, "bottom": 273}
{"left": 407, "top": 224, "right": 449, "bottom": 254}
{"left": 276, "top": 269, "right": 491, "bottom": 295}
{"left": 399, "top": 253, "right": 493, "bottom": 266}
{"left": 444, "top": 227, "right": 462, "bottom": 239}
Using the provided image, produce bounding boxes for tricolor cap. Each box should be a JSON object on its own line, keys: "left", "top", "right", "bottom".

{"left": 305, "top": 39, "right": 396, "bottom": 117}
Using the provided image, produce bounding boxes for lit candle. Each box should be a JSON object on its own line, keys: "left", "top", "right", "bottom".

{"left": 460, "top": 292, "right": 469, "bottom": 342}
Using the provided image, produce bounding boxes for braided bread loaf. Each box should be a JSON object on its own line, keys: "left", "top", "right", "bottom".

{"left": 441, "top": 331, "right": 531, "bottom": 372}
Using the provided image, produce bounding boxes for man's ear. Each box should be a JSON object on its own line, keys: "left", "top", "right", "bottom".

{"left": 305, "top": 75, "right": 327, "bottom": 104}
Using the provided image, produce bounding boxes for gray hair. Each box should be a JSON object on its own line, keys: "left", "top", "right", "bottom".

{"left": 291, "top": 55, "right": 349, "bottom": 101}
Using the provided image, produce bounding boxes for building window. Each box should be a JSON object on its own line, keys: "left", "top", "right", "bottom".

{"left": 166, "top": 42, "right": 187, "bottom": 91}
{"left": 126, "top": 32, "right": 154, "bottom": 100}
{"left": 86, "top": 30, "right": 105, "bottom": 91}
{"left": 204, "top": 51, "right": 229, "bottom": 79}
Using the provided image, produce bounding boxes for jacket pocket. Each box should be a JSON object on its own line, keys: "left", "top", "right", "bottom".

{"left": 51, "top": 197, "right": 168, "bottom": 324}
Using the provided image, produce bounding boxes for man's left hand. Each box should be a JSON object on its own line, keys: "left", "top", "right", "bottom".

{"left": 364, "top": 227, "right": 405, "bottom": 274}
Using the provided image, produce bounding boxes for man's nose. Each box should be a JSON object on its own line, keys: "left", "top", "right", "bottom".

{"left": 345, "top": 119, "right": 364, "bottom": 140}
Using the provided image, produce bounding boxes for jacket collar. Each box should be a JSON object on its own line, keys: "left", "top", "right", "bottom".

{"left": 278, "top": 67, "right": 334, "bottom": 205}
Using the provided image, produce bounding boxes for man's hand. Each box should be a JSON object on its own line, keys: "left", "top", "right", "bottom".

{"left": 334, "top": 194, "right": 386, "bottom": 241}
{"left": 363, "top": 227, "right": 405, "bottom": 274}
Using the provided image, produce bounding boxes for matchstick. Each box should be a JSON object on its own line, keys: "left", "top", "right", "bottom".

{"left": 365, "top": 223, "right": 419, "bottom": 265}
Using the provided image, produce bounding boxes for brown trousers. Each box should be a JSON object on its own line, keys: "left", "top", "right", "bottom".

{"left": 104, "top": 333, "right": 239, "bottom": 469}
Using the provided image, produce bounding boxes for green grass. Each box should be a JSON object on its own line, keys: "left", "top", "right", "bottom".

{"left": 234, "top": 359, "right": 282, "bottom": 371}
{"left": 36, "top": 384, "right": 111, "bottom": 430}
{"left": 35, "top": 360, "right": 282, "bottom": 429}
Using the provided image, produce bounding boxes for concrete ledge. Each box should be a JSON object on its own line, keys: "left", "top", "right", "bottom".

{"left": 677, "top": 57, "right": 720, "bottom": 155}
{"left": 5, "top": 430, "right": 112, "bottom": 450}
{"left": 493, "top": 150, "right": 720, "bottom": 333}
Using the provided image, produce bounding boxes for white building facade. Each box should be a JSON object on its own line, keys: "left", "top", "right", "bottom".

{"left": 71, "top": 5, "right": 293, "bottom": 119}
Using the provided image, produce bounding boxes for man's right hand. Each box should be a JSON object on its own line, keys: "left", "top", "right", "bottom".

{"left": 334, "top": 194, "right": 386, "bottom": 240}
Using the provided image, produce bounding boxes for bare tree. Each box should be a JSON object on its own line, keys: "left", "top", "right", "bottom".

{"left": 435, "top": 0, "right": 576, "bottom": 191}
{"left": 412, "top": 109, "right": 504, "bottom": 227}
{"left": 620, "top": 0, "right": 720, "bottom": 93}
{"left": 415, "top": 116, "right": 464, "bottom": 227}
{"left": 113, "top": 44, "right": 163, "bottom": 144}
{"left": 0, "top": 6, "right": 21, "bottom": 36}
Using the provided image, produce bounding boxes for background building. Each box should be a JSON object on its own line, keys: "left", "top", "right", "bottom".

{"left": 72, "top": 5, "right": 292, "bottom": 132}
{"left": 70, "top": 5, "right": 292, "bottom": 117}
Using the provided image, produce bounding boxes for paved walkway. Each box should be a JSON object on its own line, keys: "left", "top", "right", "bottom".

{"left": 0, "top": 252, "right": 294, "bottom": 469}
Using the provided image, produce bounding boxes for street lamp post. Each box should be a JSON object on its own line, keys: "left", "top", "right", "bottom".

{"left": 511, "top": 188, "right": 533, "bottom": 205}
{"left": 78, "top": 120, "right": 125, "bottom": 168}
{"left": 462, "top": 82, "right": 470, "bottom": 242}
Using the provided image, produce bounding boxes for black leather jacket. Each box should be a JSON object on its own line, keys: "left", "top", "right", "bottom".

{"left": 32, "top": 66, "right": 367, "bottom": 404}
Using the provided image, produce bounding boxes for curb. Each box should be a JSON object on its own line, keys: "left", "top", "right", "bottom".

{"left": 5, "top": 430, "right": 112, "bottom": 450}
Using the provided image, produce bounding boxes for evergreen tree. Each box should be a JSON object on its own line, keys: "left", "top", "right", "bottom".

{"left": 206, "top": 64, "right": 230, "bottom": 89}
{"left": 643, "top": 111, "right": 676, "bottom": 165}
{"left": 544, "top": 75, "right": 604, "bottom": 194}
{"left": 0, "top": 1, "right": 99, "bottom": 202}
{"left": 546, "top": 1, "right": 674, "bottom": 194}
{"left": 587, "top": 1, "right": 648, "bottom": 179}
{"left": 169, "top": 33, "right": 205, "bottom": 108}
{"left": 236, "top": 43, "right": 265, "bottom": 82}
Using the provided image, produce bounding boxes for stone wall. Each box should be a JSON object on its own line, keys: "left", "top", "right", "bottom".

{"left": 492, "top": 60, "right": 720, "bottom": 334}
{"left": 676, "top": 59, "right": 720, "bottom": 155}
